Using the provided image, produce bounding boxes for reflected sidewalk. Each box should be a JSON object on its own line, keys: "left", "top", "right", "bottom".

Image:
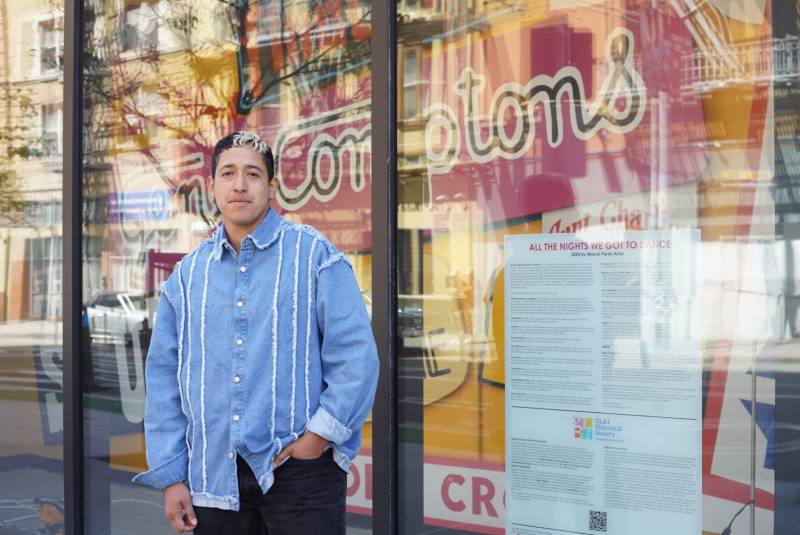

{"left": 0, "top": 321, "right": 62, "bottom": 348}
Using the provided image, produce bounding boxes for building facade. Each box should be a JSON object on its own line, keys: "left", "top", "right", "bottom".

{"left": 1, "top": 0, "right": 799, "bottom": 533}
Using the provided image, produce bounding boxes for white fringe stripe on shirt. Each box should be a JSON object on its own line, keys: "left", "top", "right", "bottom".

{"left": 289, "top": 231, "right": 301, "bottom": 433}
{"left": 174, "top": 262, "right": 191, "bottom": 481}
{"left": 270, "top": 228, "right": 285, "bottom": 441}
{"left": 199, "top": 252, "right": 213, "bottom": 492}
{"left": 185, "top": 251, "right": 200, "bottom": 487}
{"left": 304, "top": 237, "right": 319, "bottom": 423}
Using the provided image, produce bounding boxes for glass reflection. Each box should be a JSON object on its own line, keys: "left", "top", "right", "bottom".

{"left": 0, "top": 0, "right": 65, "bottom": 533}
{"left": 397, "top": 1, "right": 799, "bottom": 534}
{"left": 81, "top": 0, "right": 372, "bottom": 532}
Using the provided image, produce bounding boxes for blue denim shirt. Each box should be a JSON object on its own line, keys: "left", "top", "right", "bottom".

{"left": 131, "top": 209, "right": 379, "bottom": 511}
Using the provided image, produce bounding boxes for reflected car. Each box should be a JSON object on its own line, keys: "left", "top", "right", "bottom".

{"left": 86, "top": 292, "right": 149, "bottom": 344}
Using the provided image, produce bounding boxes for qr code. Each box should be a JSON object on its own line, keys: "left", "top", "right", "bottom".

{"left": 589, "top": 510, "right": 607, "bottom": 532}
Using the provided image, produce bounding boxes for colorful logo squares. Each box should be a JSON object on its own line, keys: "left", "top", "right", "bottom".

{"left": 573, "top": 416, "right": 593, "bottom": 439}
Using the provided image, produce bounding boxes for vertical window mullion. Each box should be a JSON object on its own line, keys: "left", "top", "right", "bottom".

{"left": 63, "top": 0, "right": 84, "bottom": 533}
{"left": 370, "top": 0, "right": 398, "bottom": 533}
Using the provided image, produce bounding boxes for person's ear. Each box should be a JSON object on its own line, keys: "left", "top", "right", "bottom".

{"left": 207, "top": 175, "right": 216, "bottom": 201}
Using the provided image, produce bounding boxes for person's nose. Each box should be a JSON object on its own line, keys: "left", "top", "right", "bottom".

{"left": 233, "top": 172, "right": 247, "bottom": 192}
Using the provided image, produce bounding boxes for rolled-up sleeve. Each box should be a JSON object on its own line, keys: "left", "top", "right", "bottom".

{"left": 131, "top": 289, "right": 189, "bottom": 489}
{"left": 307, "top": 256, "right": 379, "bottom": 445}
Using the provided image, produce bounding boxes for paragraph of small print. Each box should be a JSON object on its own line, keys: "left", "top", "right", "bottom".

{"left": 509, "top": 528, "right": 552, "bottom": 535}
{"left": 589, "top": 510, "right": 607, "bottom": 532}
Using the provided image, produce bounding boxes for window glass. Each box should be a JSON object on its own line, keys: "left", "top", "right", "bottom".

{"left": 397, "top": 1, "right": 800, "bottom": 533}
{"left": 0, "top": 1, "right": 64, "bottom": 533}
{"left": 81, "top": 0, "right": 373, "bottom": 532}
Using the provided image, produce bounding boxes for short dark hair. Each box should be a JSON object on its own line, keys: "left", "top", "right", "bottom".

{"left": 211, "top": 131, "right": 275, "bottom": 180}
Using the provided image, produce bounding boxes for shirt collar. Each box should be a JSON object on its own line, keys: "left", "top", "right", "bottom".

{"left": 211, "top": 208, "right": 284, "bottom": 261}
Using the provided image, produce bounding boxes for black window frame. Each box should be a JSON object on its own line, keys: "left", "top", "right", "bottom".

{"left": 63, "top": 1, "right": 399, "bottom": 534}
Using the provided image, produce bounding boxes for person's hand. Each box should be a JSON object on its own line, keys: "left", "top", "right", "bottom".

{"left": 274, "top": 431, "right": 328, "bottom": 467}
{"left": 164, "top": 481, "right": 197, "bottom": 533}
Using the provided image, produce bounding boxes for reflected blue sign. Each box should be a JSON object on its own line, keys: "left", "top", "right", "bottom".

{"left": 107, "top": 190, "right": 171, "bottom": 222}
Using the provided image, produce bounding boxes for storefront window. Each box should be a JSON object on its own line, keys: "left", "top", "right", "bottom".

{"left": 0, "top": 0, "right": 65, "bottom": 532}
{"left": 80, "top": 0, "right": 372, "bottom": 532}
{"left": 397, "top": 1, "right": 799, "bottom": 533}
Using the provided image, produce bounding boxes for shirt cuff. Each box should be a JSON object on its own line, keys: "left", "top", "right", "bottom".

{"left": 131, "top": 447, "right": 188, "bottom": 490}
{"left": 306, "top": 406, "right": 352, "bottom": 445}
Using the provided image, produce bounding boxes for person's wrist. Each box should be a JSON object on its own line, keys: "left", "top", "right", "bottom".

{"left": 165, "top": 481, "right": 186, "bottom": 492}
{"left": 305, "top": 431, "right": 329, "bottom": 447}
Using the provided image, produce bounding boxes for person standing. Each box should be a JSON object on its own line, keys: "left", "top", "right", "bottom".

{"left": 132, "top": 131, "right": 379, "bottom": 534}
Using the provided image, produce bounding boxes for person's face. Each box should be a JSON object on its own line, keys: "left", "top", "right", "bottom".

{"left": 208, "top": 147, "right": 276, "bottom": 232}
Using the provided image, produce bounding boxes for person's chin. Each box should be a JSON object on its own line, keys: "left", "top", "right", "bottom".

{"left": 226, "top": 213, "right": 250, "bottom": 223}
{"left": 224, "top": 203, "right": 252, "bottom": 216}
{"left": 226, "top": 211, "right": 264, "bottom": 226}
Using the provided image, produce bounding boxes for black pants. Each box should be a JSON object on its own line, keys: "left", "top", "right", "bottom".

{"left": 193, "top": 450, "right": 346, "bottom": 535}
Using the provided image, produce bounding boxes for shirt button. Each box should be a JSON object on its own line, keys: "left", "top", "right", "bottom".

{"left": 239, "top": 266, "right": 247, "bottom": 273}
{"left": 236, "top": 301, "right": 244, "bottom": 308}
{"left": 234, "top": 376, "right": 241, "bottom": 383}
{"left": 228, "top": 451, "right": 234, "bottom": 459}
{"left": 233, "top": 415, "right": 240, "bottom": 422}
{"left": 236, "top": 338, "right": 243, "bottom": 346}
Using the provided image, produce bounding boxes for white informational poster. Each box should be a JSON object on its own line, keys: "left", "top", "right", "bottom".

{"left": 504, "top": 230, "right": 701, "bottom": 535}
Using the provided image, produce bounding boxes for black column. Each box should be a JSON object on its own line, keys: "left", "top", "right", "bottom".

{"left": 370, "top": 0, "right": 398, "bottom": 533}
{"left": 63, "top": 0, "right": 85, "bottom": 533}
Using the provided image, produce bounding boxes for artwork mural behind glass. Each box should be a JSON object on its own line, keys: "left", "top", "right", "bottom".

{"left": 396, "top": 1, "right": 791, "bottom": 533}
{"left": 78, "top": 1, "right": 374, "bottom": 531}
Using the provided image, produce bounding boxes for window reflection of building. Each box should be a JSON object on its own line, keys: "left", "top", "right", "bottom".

{"left": 16, "top": 13, "right": 63, "bottom": 77}
{"left": 396, "top": 1, "right": 800, "bottom": 534}
{"left": 0, "top": 0, "right": 65, "bottom": 532}
{"left": 4, "top": 0, "right": 799, "bottom": 532}
{"left": 80, "top": 0, "right": 374, "bottom": 305}
{"left": 37, "top": 17, "right": 63, "bottom": 74}
{"left": 41, "top": 102, "right": 62, "bottom": 157}
{"left": 0, "top": 1, "right": 64, "bottom": 324}
{"left": 75, "top": 1, "right": 376, "bottom": 532}
{"left": 27, "top": 236, "right": 62, "bottom": 320}
{"left": 402, "top": 48, "right": 421, "bottom": 119}
{"left": 122, "top": 1, "right": 158, "bottom": 52}
{"left": 80, "top": 0, "right": 226, "bottom": 308}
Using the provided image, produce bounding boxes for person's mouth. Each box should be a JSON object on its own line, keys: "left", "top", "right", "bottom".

{"left": 229, "top": 199, "right": 251, "bottom": 205}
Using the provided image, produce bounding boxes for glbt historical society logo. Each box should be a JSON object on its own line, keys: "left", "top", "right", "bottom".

{"left": 573, "top": 416, "right": 624, "bottom": 441}
{"left": 574, "top": 416, "right": 593, "bottom": 439}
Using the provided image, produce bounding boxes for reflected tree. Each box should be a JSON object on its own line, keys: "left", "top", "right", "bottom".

{"left": 82, "top": 0, "right": 371, "bottom": 235}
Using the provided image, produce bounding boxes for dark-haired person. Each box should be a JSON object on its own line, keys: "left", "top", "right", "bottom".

{"left": 132, "top": 131, "right": 379, "bottom": 534}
